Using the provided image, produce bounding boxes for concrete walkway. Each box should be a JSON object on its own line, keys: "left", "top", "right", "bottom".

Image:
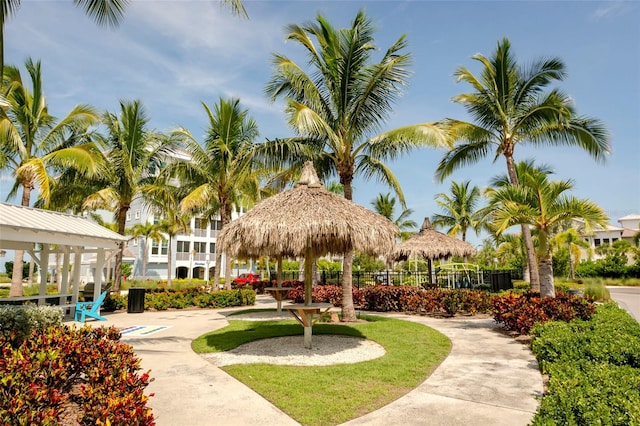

{"left": 69, "top": 296, "right": 542, "bottom": 426}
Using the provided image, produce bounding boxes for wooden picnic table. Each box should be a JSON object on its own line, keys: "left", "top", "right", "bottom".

{"left": 264, "top": 286, "right": 290, "bottom": 313}
{"left": 283, "top": 302, "right": 333, "bottom": 349}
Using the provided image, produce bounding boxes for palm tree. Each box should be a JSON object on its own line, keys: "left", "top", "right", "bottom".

{"left": 552, "top": 228, "right": 591, "bottom": 280}
{"left": 127, "top": 221, "right": 163, "bottom": 280}
{"left": 487, "top": 163, "right": 608, "bottom": 297}
{"left": 432, "top": 180, "right": 484, "bottom": 242}
{"left": 435, "top": 37, "right": 610, "bottom": 292}
{"left": 171, "top": 97, "right": 260, "bottom": 290}
{"left": 263, "top": 10, "right": 448, "bottom": 321}
{"left": 81, "top": 100, "right": 177, "bottom": 292}
{"left": 1, "top": 0, "right": 129, "bottom": 78}
{"left": 0, "top": 58, "right": 101, "bottom": 296}
{"left": 371, "top": 192, "right": 417, "bottom": 241}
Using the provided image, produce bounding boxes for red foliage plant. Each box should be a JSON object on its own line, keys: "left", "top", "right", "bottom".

{"left": 491, "top": 291, "right": 596, "bottom": 335}
{"left": 0, "top": 325, "right": 155, "bottom": 425}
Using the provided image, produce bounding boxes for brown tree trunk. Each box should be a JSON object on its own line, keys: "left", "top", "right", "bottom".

{"left": 339, "top": 173, "right": 357, "bottom": 322}
{"left": 112, "top": 205, "right": 129, "bottom": 292}
{"left": 504, "top": 154, "right": 540, "bottom": 291}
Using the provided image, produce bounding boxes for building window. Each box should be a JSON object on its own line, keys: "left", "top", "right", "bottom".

{"left": 126, "top": 212, "right": 131, "bottom": 221}
{"left": 194, "top": 218, "right": 208, "bottom": 236}
{"left": 594, "top": 239, "right": 601, "bottom": 247}
{"left": 603, "top": 238, "right": 610, "bottom": 245}
{"left": 210, "top": 243, "right": 216, "bottom": 254}
{"left": 132, "top": 239, "right": 138, "bottom": 246}
{"left": 194, "top": 241, "right": 207, "bottom": 253}
{"left": 135, "top": 210, "right": 140, "bottom": 219}
{"left": 151, "top": 240, "right": 168, "bottom": 255}
{"left": 176, "top": 241, "right": 190, "bottom": 253}
{"left": 612, "top": 238, "right": 618, "bottom": 243}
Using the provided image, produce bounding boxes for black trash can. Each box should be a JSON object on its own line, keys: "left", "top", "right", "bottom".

{"left": 127, "top": 288, "right": 146, "bottom": 313}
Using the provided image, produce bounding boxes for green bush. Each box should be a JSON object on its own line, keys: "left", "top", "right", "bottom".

{"left": 141, "top": 288, "right": 255, "bottom": 310}
{"left": 530, "top": 303, "right": 640, "bottom": 425}
{"left": 0, "top": 305, "right": 63, "bottom": 344}
{"left": 583, "top": 279, "right": 611, "bottom": 302}
{"left": 531, "top": 303, "right": 640, "bottom": 373}
{"left": 103, "top": 293, "right": 126, "bottom": 312}
{"left": 531, "top": 361, "right": 640, "bottom": 426}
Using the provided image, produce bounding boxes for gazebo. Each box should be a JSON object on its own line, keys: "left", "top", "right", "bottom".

{"left": 391, "top": 217, "right": 476, "bottom": 285}
{"left": 0, "top": 203, "right": 129, "bottom": 312}
{"left": 218, "top": 162, "right": 398, "bottom": 348}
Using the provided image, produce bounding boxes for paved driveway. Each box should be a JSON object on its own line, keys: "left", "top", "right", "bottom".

{"left": 608, "top": 286, "right": 640, "bottom": 322}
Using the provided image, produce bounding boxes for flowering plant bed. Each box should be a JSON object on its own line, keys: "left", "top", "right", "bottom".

{"left": 1, "top": 325, "right": 155, "bottom": 425}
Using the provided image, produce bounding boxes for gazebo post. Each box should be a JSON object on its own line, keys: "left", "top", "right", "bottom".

{"left": 276, "top": 256, "right": 283, "bottom": 313}
{"left": 304, "top": 248, "right": 313, "bottom": 306}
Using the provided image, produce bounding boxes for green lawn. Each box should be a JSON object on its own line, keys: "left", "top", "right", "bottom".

{"left": 192, "top": 314, "right": 450, "bottom": 426}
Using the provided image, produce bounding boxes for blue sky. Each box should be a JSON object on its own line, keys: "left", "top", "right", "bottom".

{"left": 3, "top": 0, "right": 639, "bottom": 248}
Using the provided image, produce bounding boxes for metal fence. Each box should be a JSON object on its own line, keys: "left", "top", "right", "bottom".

{"left": 267, "top": 269, "right": 521, "bottom": 290}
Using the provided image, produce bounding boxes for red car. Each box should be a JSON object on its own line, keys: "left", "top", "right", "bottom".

{"left": 231, "top": 272, "right": 261, "bottom": 286}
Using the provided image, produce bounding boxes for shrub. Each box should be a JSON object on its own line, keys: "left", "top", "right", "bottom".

{"left": 288, "top": 283, "right": 365, "bottom": 307}
{"left": 0, "top": 305, "right": 63, "bottom": 344}
{"left": 531, "top": 361, "right": 640, "bottom": 426}
{"left": 531, "top": 303, "right": 640, "bottom": 372}
{"left": 361, "top": 286, "right": 422, "bottom": 312}
{"left": 102, "top": 292, "right": 126, "bottom": 312}
{"left": 492, "top": 291, "right": 595, "bottom": 335}
{"left": 141, "top": 288, "right": 255, "bottom": 310}
{"left": 0, "top": 325, "right": 154, "bottom": 425}
{"left": 530, "top": 304, "right": 640, "bottom": 425}
{"left": 583, "top": 279, "right": 611, "bottom": 302}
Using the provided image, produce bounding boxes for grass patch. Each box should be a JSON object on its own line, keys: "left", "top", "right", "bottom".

{"left": 192, "top": 314, "right": 450, "bottom": 425}
{"left": 226, "top": 308, "right": 277, "bottom": 317}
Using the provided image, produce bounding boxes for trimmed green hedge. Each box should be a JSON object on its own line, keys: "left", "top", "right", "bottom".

{"left": 142, "top": 288, "right": 256, "bottom": 311}
{"left": 531, "top": 303, "right": 640, "bottom": 425}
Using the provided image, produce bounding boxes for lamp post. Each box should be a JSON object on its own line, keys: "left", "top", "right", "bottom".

{"left": 189, "top": 249, "right": 196, "bottom": 281}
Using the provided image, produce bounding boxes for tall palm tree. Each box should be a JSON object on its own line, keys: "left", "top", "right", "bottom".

{"left": 82, "top": 100, "right": 177, "bottom": 292}
{"left": 432, "top": 180, "right": 484, "bottom": 242}
{"left": 127, "top": 221, "right": 163, "bottom": 280}
{"left": 487, "top": 163, "right": 608, "bottom": 297}
{"left": 172, "top": 97, "right": 260, "bottom": 290}
{"left": 0, "top": 58, "right": 101, "bottom": 296}
{"left": 263, "top": 10, "right": 448, "bottom": 321}
{"left": 435, "top": 37, "right": 610, "bottom": 292}
{"left": 1, "top": 0, "right": 129, "bottom": 78}
{"left": 371, "top": 192, "right": 417, "bottom": 241}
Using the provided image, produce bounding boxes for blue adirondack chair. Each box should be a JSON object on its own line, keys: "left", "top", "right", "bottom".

{"left": 75, "top": 291, "right": 108, "bottom": 323}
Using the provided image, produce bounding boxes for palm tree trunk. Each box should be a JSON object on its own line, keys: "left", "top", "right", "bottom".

{"left": 113, "top": 205, "right": 129, "bottom": 292}
{"left": 539, "top": 254, "right": 555, "bottom": 298}
{"left": 504, "top": 154, "right": 540, "bottom": 291}
{"left": 340, "top": 175, "right": 357, "bottom": 321}
{"left": 10, "top": 185, "right": 33, "bottom": 296}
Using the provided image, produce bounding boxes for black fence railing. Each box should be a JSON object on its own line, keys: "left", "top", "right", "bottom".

{"left": 267, "top": 269, "right": 521, "bottom": 290}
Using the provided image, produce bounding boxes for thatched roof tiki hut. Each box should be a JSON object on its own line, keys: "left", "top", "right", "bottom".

{"left": 391, "top": 217, "right": 476, "bottom": 285}
{"left": 218, "top": 161, "right": 398, "bottom": 347}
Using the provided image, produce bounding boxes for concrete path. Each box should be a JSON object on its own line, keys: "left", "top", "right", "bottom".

{"left": 68, "top": 296, "right": 542, "bottom": 426}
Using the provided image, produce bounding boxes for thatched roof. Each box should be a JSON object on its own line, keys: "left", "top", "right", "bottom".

{"left": 390, "top": 217, "right": 476, "bottom": 261}
{"left": 218, "top": 162, "right": 399, "bottom": 259}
